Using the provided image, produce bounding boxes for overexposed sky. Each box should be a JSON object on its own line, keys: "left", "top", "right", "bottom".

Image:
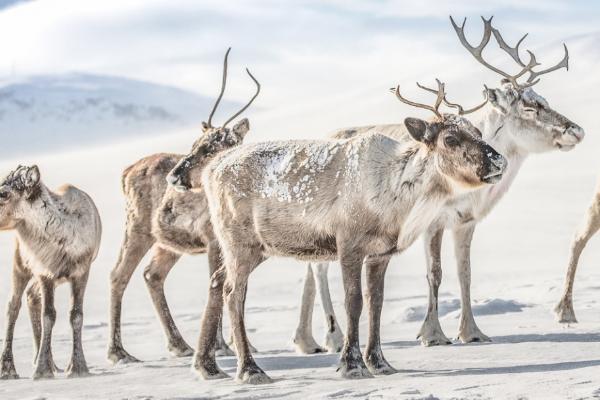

{"left": 0, "top": 0, "right": 597, "bottom": 140}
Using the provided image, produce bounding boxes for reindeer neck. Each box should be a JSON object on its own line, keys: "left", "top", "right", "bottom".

{"left": 16, "top": 184, "right": 68, "bottom": 246}
{"left": 367, "top": 137, "right": 450, "bottom": 221}
{"left": 471, "top": 107, "right": 529, "bottom": 212}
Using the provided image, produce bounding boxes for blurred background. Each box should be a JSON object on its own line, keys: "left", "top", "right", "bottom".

{"left": 0, "top": 0, "right": 599, "bottom": 384}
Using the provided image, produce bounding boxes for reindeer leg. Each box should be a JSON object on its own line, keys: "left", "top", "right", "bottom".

{"left": 227, "top": 283, "right": 258, "bottom": 354}
{"left": 227, "top": 248, "right": 269, "bottom": 384}
{"left": 338, "top": 249, "right": 372, "bottom": 379}
{"left": 556, "top": 196, "right": 600, "bottom": 323}
{"left": 193, "top": 266, "right": 229, "bottom": 380}
{"left": 1, "top": 254, "right": 30, "bottom": 380}
{"left": 364, "top": 256, "right": 396, "bottom": 375}
{"left": 143, "top": 247, "right": 192, "bottom": 357}
{"left": 454, "top": 225, "right": 490, "bottom": 343}
{"left": 417, "top": 227, "right": 451, "bottom": 346}
{"left": 66, "top": 271, "right": 90, "bottom": 378}
{"left": 108, "top": 226, "right": 154, "bottom": 364}
{"left": 205, "top": 240, "right": 235, "bottom": 357}
{"left": 33, "top": 277, "right": 56, "bottom": 380}
{"left": 27, "top": 282, "right": 61, "bottom": 374}
{"left": 315, "top": 262, "right": 344, "bottom": 353}
{"left": 293, "top": 263, "right": 326, "bottom": 354}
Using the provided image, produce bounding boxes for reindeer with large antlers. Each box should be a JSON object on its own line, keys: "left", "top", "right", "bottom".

{"left": 292, "top": 16, "right": 585, "bottom": 352}
{"left": 107, "top": 48, "right": 260, "bottom": 363}
{"left": 177, "top": 79, "right": 506, "bottom": 383}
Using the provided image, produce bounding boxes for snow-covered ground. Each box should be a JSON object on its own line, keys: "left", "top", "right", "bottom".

{"left": 0, "top": 100, "right": 599, "bottom": 399}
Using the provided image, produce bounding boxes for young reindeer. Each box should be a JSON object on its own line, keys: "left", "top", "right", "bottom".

{"left": 555, "top": 180, "right": 600, "bottom": 323}
{"left": 294, "top": 16, "right": 585, "bottom": 349}
{"left": 185, "top": 80, "right": 506, "bottom": 383}
{"left": 108, "top": 48, "right": 260, "bottom": 363}
{"left": 0, "top": 165, "right": 101, "bottom": 379}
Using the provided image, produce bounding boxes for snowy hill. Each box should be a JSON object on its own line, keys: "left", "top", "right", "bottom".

{"left": 0, "top": 73, "right": 238, "bottom": 158}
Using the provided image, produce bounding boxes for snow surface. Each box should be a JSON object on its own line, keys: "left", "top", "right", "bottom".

{"left": 0, "top": 115, "right": 598, "bottom": 399}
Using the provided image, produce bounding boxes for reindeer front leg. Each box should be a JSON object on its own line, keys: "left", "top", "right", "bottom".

{"left": 33, "top": 277, "right": 57, "bottom": 380}
{"left": 364, "top": 256, "right": 396, "bottom": 375}
{"left": 453, "top": 225, "right": 490, "bottom": 343}
{"left": 417, "top": 227, "right": 451, "bottom": 346}
{"left": 338, "top": 248, "right": 372, "bottom": 379}
{"left": 66, "top": 271, "right": 90, "bottom": 378}
{"left": 1, "top": 260, "right": 31, "bottom": 380}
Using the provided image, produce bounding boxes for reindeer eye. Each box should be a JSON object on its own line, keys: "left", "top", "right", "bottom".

{"left": 444, "top": 136, "right": 460, "bottom": 147}
{"left": 523, "top": 107, "right": 537, "bottom": 113}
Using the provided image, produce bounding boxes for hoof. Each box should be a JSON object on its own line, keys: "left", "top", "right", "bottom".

{"left": 338, "top": 358, "right": 373, "bottom": 379}
{"left": 168, "top": 342, "right": 194, "bottom": 357}
{"left": 33, "top": 367, "right": 55, "bottom": 380}
{"left": 107, "top": 346, "right": 141, "bottom": 364}
{"left": 457, "top": 328, "right": 491, "bottom": 344}
{"left": 555, "top": 299, "right": 578, "bottom": 324}
{"left": 365, "top": 353, "right": 397, "bottom": 376}
{"left": 417, "top": 322, "right": 452, "bottom": 347}
{"left": 0, "top": 367, "right": 19, "bottom": 380}
{"left": 420, "top": 337, "right": 452, "bottom": 347}
{"left": 237, "top": 366, "right": 272, "bottom": 385}
{"left": 324, "top": 329, "right": 344, "bottom": 353}
{"left": 193, "top": 357, "right": 229, "bottom": 380}
{"left": 66, "top": 365, "right": 91, "bottom": 378}
{"left": 293, "top": 334, "right": 326, "bottom": 355}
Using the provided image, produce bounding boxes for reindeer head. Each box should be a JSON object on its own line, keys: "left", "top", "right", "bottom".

{"left": 0, "top": 165, "right": 41, "bottom": 229}
{"left": 451, "top": 16, "right": 585, "bottom": 153}
{"left": 393, "top": 79, "right": 506, "bottom": 189}
{"left": 167, "top": 48, "right": 260, "bottom": 192}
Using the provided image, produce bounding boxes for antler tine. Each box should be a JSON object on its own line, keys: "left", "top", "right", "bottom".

{"left": 526, "top": 43, "right": 569, "bottom": 84}
{"left": 492, "top": 28, "right": 529, "bottom": 67}
{"left": 223, "top": 68, "right": 261, "bottom": 128}
{"left": 393, "top": 79, "right": 445, "bottom": 118}
{"left": 447, "top": 88, "right": 489, "bottom": 115}
{"left": 417, "top": 81, "right": 489, "bottom": 115}
{"left": 207, "top": 47, "right": 231, "bottom": 128}
{"left": 451, "top": 16, "right": 532, "bottom": 86}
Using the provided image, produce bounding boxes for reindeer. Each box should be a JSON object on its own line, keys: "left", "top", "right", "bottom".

{"left": 0, "top": 165, "right": 101, "bottom": 380}
{"left": 180, "top": 80, "right": 506, "bottom": 384}
{"left": 107, "top": 48, "right": 260, "bottom": 364}
{"left": 555, "top": 179, "right": 600, "bottom": 323}
{"left": 292, "top": 16, "right": 585, "bottom": 350}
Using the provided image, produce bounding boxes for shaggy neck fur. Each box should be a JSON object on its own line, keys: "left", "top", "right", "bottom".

{"left": 469, "top": 106, "right": 528, "bottom": 214}
{"left": 15, "top": 183, "right": 75, "bottom": 256}
{"left": 365, "top": 137, "right": 452, "bottom": 250}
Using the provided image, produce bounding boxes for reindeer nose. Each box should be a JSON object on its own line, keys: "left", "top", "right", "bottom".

{"left": 567, "top": 124, "right": 585, "bottom": 142}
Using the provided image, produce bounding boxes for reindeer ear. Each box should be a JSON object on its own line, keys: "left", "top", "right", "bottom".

{"left": 232, "top": 118, "right": 250, "bottom": 140}
{"left": 201, "top": 121, "right": 210, "bottom": 132}
{"left": 23, "top": 165, "right": 40, "bottom": 189}
{"left": 404, "top": 118, "right": 432, "bottom": 144}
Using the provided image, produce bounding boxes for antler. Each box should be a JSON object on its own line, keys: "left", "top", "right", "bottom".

{"left": 416, "top": 82, "right": 489, "bottom": 116}
{"left": 223, "top": 68, "right": 261, "bottom": 128}
{"left": 206, "top": 47, "right": 231, "bottom": 128}
{"left": 526, "top": 44, "right": 569, "bottom": 84}
{"left": 451, "top": 16, "right": 569, "bottom": 88}
{"left": 391, "top": 79, "right": 446, "bottom": 118}
{"left": 450, "top": 16, "right": 539, "bottom": 88}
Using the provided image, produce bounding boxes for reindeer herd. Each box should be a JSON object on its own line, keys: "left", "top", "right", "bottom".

{"left": 0, "top": 16, "right": 594, "bottom": 384}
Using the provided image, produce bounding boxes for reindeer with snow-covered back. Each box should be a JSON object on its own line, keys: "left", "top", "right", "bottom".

{"left": 291, "top": 16, "right": 585, "bottom": 351}
{"left": 172, "top": 80, "right": 507, "bottom": 383}
{"left": 107, "top": 48, "right": 259, "bottom": 364}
